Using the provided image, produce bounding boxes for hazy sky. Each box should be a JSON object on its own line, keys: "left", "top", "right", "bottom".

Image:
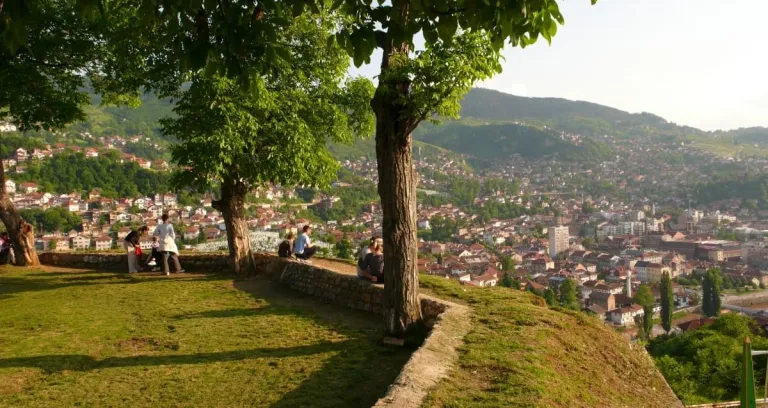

{"left": 350, "top": 0, "right": 768, "bottom": 131}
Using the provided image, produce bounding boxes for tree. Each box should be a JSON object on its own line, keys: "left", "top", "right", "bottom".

{"left": 100, "top": 0, "right": 587, "bottom": 337}
{"left": 543, "top": 288, "right": 557, "bottom": 307}
{"left": 581, "top": 237, "right": 595, "bottom": 249}
{"left": 334, "top": 235, "right": 353, "bottom": 260}
{"left": 702, "top": 268, "right": 722, "bottom": 317}
{"left": 634, "top": 284, "right": 655, "bottom": 339}
{"left": 501, "top": 255, "right": 516, "bottom": 272}
{"left": 558, "top": 278, "right": 579, "bottom": 310}
{"left": 0, "top": 0, "right": 103, "bottom": 265}
{"left": 660, "top": 271, "right": 674, "bottom": 334}
{"left": 162, "top": 16, "right": 374, "bottom": 275}
{"left": 500, "top": 272, "right": 513, "bottom": 288}
{"left": 331, "top": 0, "right": 578, "bottom": 338}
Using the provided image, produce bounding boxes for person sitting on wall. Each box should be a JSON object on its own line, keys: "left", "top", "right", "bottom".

{"left": 359, "top": 238, "right": 383, "bottom": 283}
{"left": 278, "top": 233, "right": 295, "bottom": 258}
{"left": 357, "top": 237, "right": 377, "bottom": 281}
{"left": 143, "top": 236, "right": 163, "bottom": 271}
{"left": 293, "top": 225, "right": 317, "bottom": 262}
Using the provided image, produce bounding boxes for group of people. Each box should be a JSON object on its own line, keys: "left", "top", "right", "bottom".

{"left": 357, "top": 236, "right": 383, "bottom": 282}
{"left": 123, "top": 214, "right": 184, "bottom": 275}
{"left": 277, "top": 229, "right": 384, "bottom": 283}
{"left": 277, "top": 225, "right": 317, "bottom": 261}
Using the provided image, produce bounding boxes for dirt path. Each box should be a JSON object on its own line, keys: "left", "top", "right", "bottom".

{"left": 310, "top": 258, "right": 358, "bottom": 276}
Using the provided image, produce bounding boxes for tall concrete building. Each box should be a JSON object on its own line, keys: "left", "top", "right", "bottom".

{"left": 549, "top": 225, "right": 570, "bottom": 258}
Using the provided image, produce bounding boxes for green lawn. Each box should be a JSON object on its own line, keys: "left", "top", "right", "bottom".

{"left": 0, "top": 266, "right": 411, "bottom": 407}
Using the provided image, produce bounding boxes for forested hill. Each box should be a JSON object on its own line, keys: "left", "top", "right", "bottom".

{"left": 413, "top": 121, "right": 613, "bottom": 165}
{"left": 457, "top": 87, "right": 701, "bottom": 140}
{"left": 67, "top": 91, "right": 175, "bottom": 141}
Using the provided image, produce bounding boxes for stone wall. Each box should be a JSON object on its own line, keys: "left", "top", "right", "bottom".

{"left": 253, "top": 254, "right": 447, "bottom": 321}
{"left": 39, "top": 252, "right": 232, "bottom": 272}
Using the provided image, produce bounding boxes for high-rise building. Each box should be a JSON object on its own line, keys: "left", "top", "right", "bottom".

{"left": 549, "top": 225, "right": 569, "bottom": 258}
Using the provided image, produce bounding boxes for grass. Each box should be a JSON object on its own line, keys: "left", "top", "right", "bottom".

{"left": 419, "top": 275, "right": 680, "bottom": 408}
{"left": 722, "top": 288, "right": 766, "bottom": 296}
{"left": 687, "top": 134, "right": 768, "bottom": 157}
{"left": 0, "top": 266, "right": 411, "bottom": 407}
{"left": 653, "top": 311, "right": 692, "bottom": 325}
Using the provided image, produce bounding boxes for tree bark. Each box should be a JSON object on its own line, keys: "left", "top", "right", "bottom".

{"left": 373, "top": 36, "right": 423, "bottom": 338}
{"left": 0, "top": 163, "right": 39, "bottom": 266}
{"left": 212, "top": 177, "right": 254, "bottom": 275}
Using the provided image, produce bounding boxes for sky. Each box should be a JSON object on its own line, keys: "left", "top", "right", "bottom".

{"left": 349, "top": 0, "right": 768, "bottom": 131}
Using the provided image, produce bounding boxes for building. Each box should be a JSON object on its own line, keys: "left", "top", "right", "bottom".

{"left": 93, "top": 236, "right": 113, "bottom": 251}
{"left": 14, "top": 148, "right": 27, "bottom": 162}
{"left": 184, "top": 226, "right": 200, "bottom": 241}
{"left": 590, "top": 292, "right": 616, "bottom": 312}
{"left": 608, "top": 304, "right": 644, "bottom": 327}
{"left": 71, "top": 235, "right": 90, "bottom": 250}
{"left": 19, "top": 182, "right": 38, "bottom": 193}
{"left": 549, "top": 225, "right": 569, "bottom": 258}
{"left": 4, "top": 179, "right": 15, "bottom": 194}
{"left": 744, "top": 243, "right": 768, "bottom": 268}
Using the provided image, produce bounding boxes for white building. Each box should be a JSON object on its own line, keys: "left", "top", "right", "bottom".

{"left": 608, "top": 304, "right": 644, "bottom": 326}
{"left": 549, "top": 225, "right": 569, "bottom": 258}
{"left": 4, "top": 179, "right": 15, "bottom": 194}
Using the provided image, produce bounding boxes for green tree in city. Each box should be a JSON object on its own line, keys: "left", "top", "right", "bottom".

{"left": 97, "top": 0, "right": 594, "bottom": 337}
{"left": 501, "top": 255, "right": 516, "bottom": 272}
{"left": 558, "top": 278, "right": 579, "bottom": 310}
{"left": 500, "top": 272, "right": 514, "bottom": 288}
{"left": 702, "top": 268, "right": 722, "bottom": 317}
{"left": 334, "top": 235, "right": 354, "bottom": 260}
{"left": 581, "top": 237, "right": 595, "bottom": 249}
{"left": 328, "top": 0, "right": 590, "bottom": 337}
{"left": 0, "top": 0, "right": 106, "bottom": 265}
{"left": 660, "top": 271, "right": 674, "bottom": 334}
{"left": 543, "top": 288, "right": 557, "bottom": 307}
{"left": 633, "top": 284, "right": 655, "bottom": 339}
{"left": 161, "top": 16, "right": 374, "bottom": 275}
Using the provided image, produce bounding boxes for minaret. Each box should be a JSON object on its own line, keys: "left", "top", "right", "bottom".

{"left": 625, "top": 269, "right": 632, "bottom": 298}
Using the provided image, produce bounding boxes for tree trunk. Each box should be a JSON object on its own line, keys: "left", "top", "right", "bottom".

{"left": 0, "top": 163, "right": 39, "bottom": 266}
{"left": 373, "top": 37, "right": 422, "bottom": 338}
{"left": 212, "top": 177, "right": 254, "bottom": 275}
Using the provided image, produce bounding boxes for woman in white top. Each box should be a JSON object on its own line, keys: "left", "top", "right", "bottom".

{"left": 153, "top": 214, "right": 184, "bottom": 275}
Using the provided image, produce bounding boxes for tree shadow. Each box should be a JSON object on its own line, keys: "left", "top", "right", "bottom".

{"left": 0, "top": 341, "right": 350, "bottom": 374}
{"left": 0, "top": 271, "right": 230, "bottom": 299}
{"left": 231, "top": 277, "right": 414, "bottom": 408}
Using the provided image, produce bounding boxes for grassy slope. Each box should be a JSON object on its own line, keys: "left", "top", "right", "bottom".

{"left": 0, "top": 266, "right": 410, "bottom": 407}
{"left": 420, "top": 275, "right": 680, "bottom": 408}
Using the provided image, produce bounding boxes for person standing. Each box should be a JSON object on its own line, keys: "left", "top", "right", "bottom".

{"left": 124, "top": 226, "right": 149, "bottom": 273}
{"left": 293, "top": 225, "right": 317, "bottom": 261}
{"left": 153, "top": 214, "right": 184, "bottom": 275}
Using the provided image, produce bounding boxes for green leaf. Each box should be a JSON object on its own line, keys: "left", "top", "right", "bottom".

{"left": 423, "top": 26, "right": 438, "bottom": 45}
{"left": 437, "top": 16, "right": 458, "bottom": 42}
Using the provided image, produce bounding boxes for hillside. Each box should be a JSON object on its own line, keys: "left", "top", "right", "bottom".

{"left": 458, "top": 88, "right": 705, "bottom": 140}
{"left": 414, "top": 120, "right": 613, "bottom": 166}
{"left": 420, "top": 275, "right": 682, "bottom": 407}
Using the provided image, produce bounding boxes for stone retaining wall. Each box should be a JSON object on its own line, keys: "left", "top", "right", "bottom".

{"left": 39, "top": 252, "right": 233, "bottom": 272}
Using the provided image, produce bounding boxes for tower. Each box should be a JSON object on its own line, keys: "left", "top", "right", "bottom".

{"left": 625, "top": 269, "right": 632, "bottom": 298}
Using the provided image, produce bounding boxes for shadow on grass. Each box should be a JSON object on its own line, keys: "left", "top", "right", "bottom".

{"left": 0, "top": 271, "right": 230, "bottom": 299}
{"left": 230, "top": 277, "right": 413, "bottom": 408}
{"left": 0, "top": 341, "right": 349, "bottom": 373}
